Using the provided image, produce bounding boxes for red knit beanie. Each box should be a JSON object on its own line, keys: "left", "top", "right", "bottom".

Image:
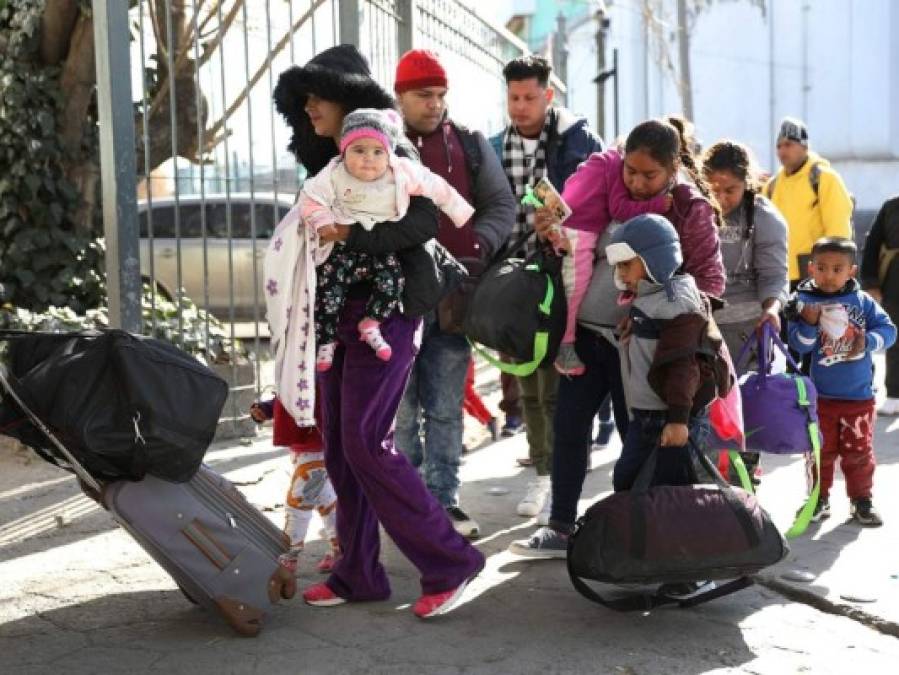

{"left": 394, "top": 49, "right": 447, "bottom": 94}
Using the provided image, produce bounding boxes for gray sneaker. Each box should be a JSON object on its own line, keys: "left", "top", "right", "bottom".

{"left": 508, "top": 526, "right": 569, "bottom": 559}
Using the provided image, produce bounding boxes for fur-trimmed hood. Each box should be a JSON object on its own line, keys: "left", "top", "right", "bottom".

{"left": 273, "top": 44, "right": 395, "bottom": 176}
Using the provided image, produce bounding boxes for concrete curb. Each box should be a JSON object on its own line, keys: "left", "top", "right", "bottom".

{"left": 755, "top": 573, "right": 899, "bottom": 639}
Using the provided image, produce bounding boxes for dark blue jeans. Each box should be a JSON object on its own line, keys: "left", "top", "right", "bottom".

{"left": 549, "top": 327, "right": 629, "bottom": 533}
{"left": 613, "top": 409, "right": 711, "bottom": 492}
{"left": 395, "top": 313, "right": 470, "bottom": 508}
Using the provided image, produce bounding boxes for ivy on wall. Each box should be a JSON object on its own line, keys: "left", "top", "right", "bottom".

{"left": 0, "top": 0, "right": 104, "bottom": 313}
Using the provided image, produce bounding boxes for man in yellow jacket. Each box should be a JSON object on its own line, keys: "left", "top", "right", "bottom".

{"left": 767, "top": 117, "right": 854, "bottom": 286}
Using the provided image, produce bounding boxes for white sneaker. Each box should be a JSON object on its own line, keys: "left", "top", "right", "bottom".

{"left": 536, "top": 492, "right": 552, "bottom": 526}
{"left": 517, "top": 476, "right": 550, "bottom": 517}
{"left": 878, "top": 397, "right": 899, "bottom": 416}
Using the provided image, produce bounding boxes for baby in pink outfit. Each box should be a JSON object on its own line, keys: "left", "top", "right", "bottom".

{"left": 300, "top": 108, "right": 473, "bottom": 370}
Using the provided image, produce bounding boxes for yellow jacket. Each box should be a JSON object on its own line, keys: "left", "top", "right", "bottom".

{"left": 766, "top": 152, "right": 853, "bottom": 281}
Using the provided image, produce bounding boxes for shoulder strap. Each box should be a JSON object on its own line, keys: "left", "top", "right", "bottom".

{"left": 808, "top": 162, "right": 822, "bottom": 198}
{"left": 451, "top": 122, "right": 483, "bottom": 180}
{"left": 765, "top": 176, "right": 777, "bottom": 199}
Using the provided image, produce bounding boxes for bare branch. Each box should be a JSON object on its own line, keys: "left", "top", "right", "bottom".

{"left": 142, "top": 0, "right": 242, "bottom": 129}
{"left": 202, "top": 0, "right": 329, "bottom": 152}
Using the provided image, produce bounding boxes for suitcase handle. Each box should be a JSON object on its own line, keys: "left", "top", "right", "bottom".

{"left": 0, "top": 365, "right": 102, "bottom": 492}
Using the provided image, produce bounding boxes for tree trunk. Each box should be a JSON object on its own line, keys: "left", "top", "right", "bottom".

{"left": 39, "top": 0, "right": 79, "bottom": 65}
{"left": 676, "top": 0, "right": 694, "bottom": 122}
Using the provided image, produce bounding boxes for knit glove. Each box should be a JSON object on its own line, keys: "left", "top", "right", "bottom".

{"left": 554, "top": 342, "right": 586, "bottom": 376}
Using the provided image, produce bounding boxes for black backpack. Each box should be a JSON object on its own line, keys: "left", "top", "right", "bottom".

{"left": 0, "top": 329, "right": 228, "bottom": 482}
{"left": 462, "top": 230, "right": 566, "bottom": 376}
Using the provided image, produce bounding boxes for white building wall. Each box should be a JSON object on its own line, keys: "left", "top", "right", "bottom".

{"left": 559, "top": 0, "right": 897, "bottom": 210}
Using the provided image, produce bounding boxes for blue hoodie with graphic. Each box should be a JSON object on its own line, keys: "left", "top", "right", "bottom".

{"left": 788, "top": 278, "right": 897, "bottom": 400}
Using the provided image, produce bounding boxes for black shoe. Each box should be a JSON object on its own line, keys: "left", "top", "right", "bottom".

{"left": 657, "top": 580, "right": 716, "bottom": 600}
{"left": 797, "top": 496, "right": 830, "bottom": 522}
{"left": 593, "top": 420, "right": 616, "bottom": 448}
{"left": 851, "top": 498, "right": 883, "bottom": 527}
{"left": 486, "top": 417, "right": 499, "bottom": 442}
{"left": 501, "top": 415, "right": 524, "bottom": 437}
{"left": 446, "top": 506, "right": 480, "bottom": 538}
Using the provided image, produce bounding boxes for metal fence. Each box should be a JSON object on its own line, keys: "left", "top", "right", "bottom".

{"left": 94, "top": 0, "right": 565, "bottom": 436}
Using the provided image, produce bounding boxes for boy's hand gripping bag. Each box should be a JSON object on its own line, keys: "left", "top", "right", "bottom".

{"left": 735, "top": 323, "right": 823, "bottom": 537}
{"left": 566, "top": 442, "right": 789, "bottom": 612}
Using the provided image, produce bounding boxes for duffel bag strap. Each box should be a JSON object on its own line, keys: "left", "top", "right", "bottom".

{"left": 727, "top": 450, "right": 755, "bottom": 494}
{"left": 784, "top": 376, "right": 822, "bottom": 538}
{"left": 566, "top": 538, "right": 755, "bottom": 611}
{"left": 466, "top": 271, "right": 555, "bottom": 377}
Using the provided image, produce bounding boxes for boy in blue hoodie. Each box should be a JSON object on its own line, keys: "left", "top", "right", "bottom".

{"left": 787, "top": 237, "right": 896, "bottom": 526}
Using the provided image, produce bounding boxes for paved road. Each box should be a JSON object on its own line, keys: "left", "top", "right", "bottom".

{"left": 1, "top": 357, "right": 897, "bottom": 674}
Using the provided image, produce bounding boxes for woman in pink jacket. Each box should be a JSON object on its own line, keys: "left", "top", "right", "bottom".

{"left": 510, "top": 116, "right": 726, "bottom": 558}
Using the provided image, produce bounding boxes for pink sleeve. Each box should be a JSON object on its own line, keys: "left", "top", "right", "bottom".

{"left": 560, "top": 226, "right": 599, "bottom": 344}
{"left": 299, "top": 192, "right": 334, "bottom": 231}
{"left": 678, "top": 199, "right": 726, "bottom": 297}
{"left": 559, "top": 151, "right": 613, "bottom": 233}
{"left": 404, "top": 160, "right": 474, "bottom": 227}
{"left": 607, "top": 174, "right": 670, "bottom": 222}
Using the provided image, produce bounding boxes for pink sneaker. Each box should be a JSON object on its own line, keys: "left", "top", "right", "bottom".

{"left": 302, "top": 583, "right": 346, "bottom": 607}
{"left": 358, "top": 318, "right": 392, "bottom": 361}
{"left": 316, "top": 342, "right": 337, "bottom": 372}
{"left": 412, "top": 577, "right": 472, "bottom": 619}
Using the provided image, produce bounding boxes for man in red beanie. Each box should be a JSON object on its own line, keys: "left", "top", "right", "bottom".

{"left": 392, "top": 49, "right": 515, "bottom": 539}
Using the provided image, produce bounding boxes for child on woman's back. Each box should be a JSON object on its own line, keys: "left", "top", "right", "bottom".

{"left": 547, "top": 148, "right": 673, "bottom": 375}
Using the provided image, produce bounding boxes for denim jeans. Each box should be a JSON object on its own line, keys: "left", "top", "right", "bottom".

{"left": 612, "top": 409, "right": 711, "bottom": 492}
{"left": 549, "top": 328, "right": 630, "bottom": 533}
{"left": 395, "top": 313, "right": 471, "bottom": 507}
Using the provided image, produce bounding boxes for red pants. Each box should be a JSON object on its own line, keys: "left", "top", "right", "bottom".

{"left": 816, "top": 397, "right": 876, "bottom": 500}
{"left": 463, "top": 360, "right": 493, "bottom": 425}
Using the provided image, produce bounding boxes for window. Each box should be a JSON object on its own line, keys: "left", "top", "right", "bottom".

{"left": 139, "top": 205, "right": 175, "bottom": 238}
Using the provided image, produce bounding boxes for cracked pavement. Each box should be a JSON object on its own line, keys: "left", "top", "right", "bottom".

{"left": 2, "top": 356, "right": 898, "bottom": 674}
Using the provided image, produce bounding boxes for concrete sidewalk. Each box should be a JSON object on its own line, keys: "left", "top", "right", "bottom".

{"left": 1, "top": 358, "right": 898, "bottom": 674}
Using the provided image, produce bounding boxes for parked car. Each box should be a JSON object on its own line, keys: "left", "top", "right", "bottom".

{"left": 138, "top": 193, "right": 295, "bottom": 320}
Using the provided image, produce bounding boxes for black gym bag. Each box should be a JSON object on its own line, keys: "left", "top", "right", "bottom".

{"left": 567, "top": 441, "right": 789, "bottom": 610}
{"left": 463, "top": 231, "right": 566, "bottom": 376}
{"left": 0, "top": 329, "right": 228, "bottom": 482}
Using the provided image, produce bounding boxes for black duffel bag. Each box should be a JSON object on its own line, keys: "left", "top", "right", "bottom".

{"left": 463, "top": 231, "right": 565, "bottom": 376}
{"left": 0, "top": 329, "right": 228, "bottom": 483}
{"left": 399, "top": 239, "right": 468, "bottom": 318}
{"left": 567, "top": 441, "right": 789, "bottom": 611}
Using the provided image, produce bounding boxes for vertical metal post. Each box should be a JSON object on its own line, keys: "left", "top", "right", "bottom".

{"left": 595, "top": 12, "right": 606, "bottom": 141}
{"left": 397, "top": 0, "right": 416, "bottom": 55}
{"left": 93, "top": 0, "right": 142, "bottom": 333}
{"left": 613, "top": 47, "right": 620, "bottom": 140}
{"left": 552, "top": 12, "right": 568, "bottom": 103}
{"left": 339, "top": 0, "right": 360, "bottom": 46}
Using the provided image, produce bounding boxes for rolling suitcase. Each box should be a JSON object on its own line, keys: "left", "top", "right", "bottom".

{"left": 0, "top": 365, "right": 296, "bottom": 637}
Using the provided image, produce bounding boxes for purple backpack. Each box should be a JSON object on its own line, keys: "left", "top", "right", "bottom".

{"left": 735, "top": 324, "right": 822, "bottom": 537}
